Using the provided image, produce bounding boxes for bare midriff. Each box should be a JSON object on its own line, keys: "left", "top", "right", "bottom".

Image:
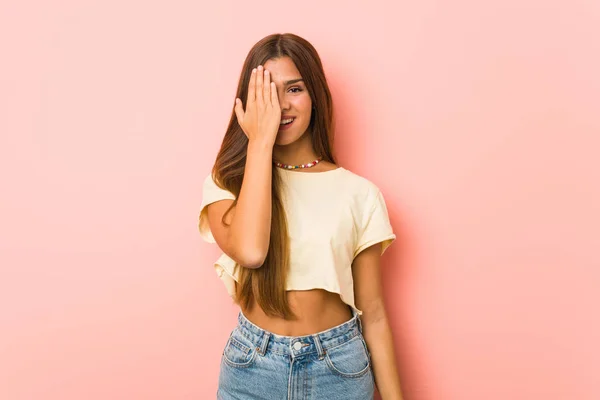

{"left": 241, "top": 289, "right": 354, "bottom": 336}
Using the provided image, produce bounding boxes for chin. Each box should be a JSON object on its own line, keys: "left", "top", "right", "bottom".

{"left": 275, "top": 135, "right": 301, "bottom": 146}
{"left": 275, "top": 123, "right": 310, "bottom": 146}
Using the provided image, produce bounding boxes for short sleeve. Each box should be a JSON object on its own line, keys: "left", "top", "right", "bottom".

{"left": 353, "top": 188, "right": 396, "bottom": 258}
{"left": 198, "top": 173, "right": 236, "bottom": 243}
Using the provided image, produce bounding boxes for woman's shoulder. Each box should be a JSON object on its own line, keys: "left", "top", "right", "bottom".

{"left": 201, "top": 171, "right": 236, "bottom": 199}
{"left": 336, "top": 165, "right": 381, "bottom": 193}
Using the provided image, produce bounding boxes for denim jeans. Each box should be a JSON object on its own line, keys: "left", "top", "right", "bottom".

{"left": 216, "top": 307, "right": 374, "bottom": 399}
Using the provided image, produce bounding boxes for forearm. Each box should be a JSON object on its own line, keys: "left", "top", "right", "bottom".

{"left": 363, "top": 316, "right": 404, "bottom": 400}
{"left": 228, "top": 140, "right": 273, "bottom": 268}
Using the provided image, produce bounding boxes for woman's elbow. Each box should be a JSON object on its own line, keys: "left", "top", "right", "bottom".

{"left": 237, "top": 250, "right": 267, "bottom": 269}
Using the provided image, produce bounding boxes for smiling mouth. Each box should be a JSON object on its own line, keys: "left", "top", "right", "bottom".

{"left": 279, "top": 118, "right": 296, "bottom": 130}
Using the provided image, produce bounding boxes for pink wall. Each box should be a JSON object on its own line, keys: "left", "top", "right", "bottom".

{"left": 1, "top": 1, "right": 599, "bottom": 399}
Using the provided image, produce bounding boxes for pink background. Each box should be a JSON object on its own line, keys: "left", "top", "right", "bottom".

{"left": 1, "top": 1, "right": 599, "bottom": 399}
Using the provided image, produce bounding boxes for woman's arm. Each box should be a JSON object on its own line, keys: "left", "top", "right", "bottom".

{"left": 207, "top": 65, "right": 281, "bottom": 268}
{"left": 352, "top": 244, "right": 405, "bottom": 400}
{"left": 206, "top": 141, "right": 273, "bottom": 269}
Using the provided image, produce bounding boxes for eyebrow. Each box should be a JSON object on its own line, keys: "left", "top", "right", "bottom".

{"left": 284, "top": 78, "right": 303, "bottom": 85}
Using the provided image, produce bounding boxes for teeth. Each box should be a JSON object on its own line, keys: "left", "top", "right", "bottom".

{"left": 280, "top": 118, "right": 294, "bottom": 125}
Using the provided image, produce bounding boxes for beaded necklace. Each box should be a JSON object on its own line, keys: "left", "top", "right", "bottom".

{"left": 273, "top": 156, "right": 324, "bottom": 170}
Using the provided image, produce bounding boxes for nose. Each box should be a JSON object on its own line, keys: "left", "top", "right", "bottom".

{"left": 274, "top": 85, "right": 288, "bottom": 107}
{"left": 278, "top": 93, "right": 290, "bottom": 110}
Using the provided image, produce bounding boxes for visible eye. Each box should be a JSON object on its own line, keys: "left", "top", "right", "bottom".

{"left": 288, "top": 87, "right": 303, "bottom": 93}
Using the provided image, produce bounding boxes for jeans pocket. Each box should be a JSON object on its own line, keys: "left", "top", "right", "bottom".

{"left": 222, "top": 329, "right": 258, "bottom": 369}
{"left": 325, "top": 334, "right": 371, "bottom": 378}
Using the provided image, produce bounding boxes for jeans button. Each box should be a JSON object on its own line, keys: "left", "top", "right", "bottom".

{"left": 293, "top": 341, "right": 302, "bottom": 351}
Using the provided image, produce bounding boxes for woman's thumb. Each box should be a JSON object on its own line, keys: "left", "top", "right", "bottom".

{"left": 234, "top": 98, "right": 248, "bottom": 137}
{"left": 234, "top": 98, "right": 243, "bottom": 121}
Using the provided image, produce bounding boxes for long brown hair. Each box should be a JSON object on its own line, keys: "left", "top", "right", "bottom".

{"left": 211, "top": 33, "right": 337, "bottom": 319}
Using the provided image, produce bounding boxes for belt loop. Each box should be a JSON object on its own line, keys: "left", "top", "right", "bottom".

{"left": 312, "top": 334, "right": 326, "bottom": 360}
{"left": 257, "top": 331, "right": 270, "bottom": 356}
{"left": 355, "top": 309, "right": 363, "bottom": 334}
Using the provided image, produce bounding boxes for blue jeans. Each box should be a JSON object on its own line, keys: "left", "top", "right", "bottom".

{"left": 217, "top": 308, "right": 375, "bottom": 399}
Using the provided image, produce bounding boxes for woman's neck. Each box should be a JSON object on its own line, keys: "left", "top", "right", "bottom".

{"left": 272, "top": 134, "right": 320, "bottom": 166}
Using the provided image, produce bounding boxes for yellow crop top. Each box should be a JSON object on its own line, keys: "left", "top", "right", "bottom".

{"left": 198, "top": 166, "right": 396, "bottom": 316}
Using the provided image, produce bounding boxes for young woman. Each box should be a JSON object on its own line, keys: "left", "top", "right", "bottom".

{"left": 199, "top": 33, "right": 404, "bottom": 400}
